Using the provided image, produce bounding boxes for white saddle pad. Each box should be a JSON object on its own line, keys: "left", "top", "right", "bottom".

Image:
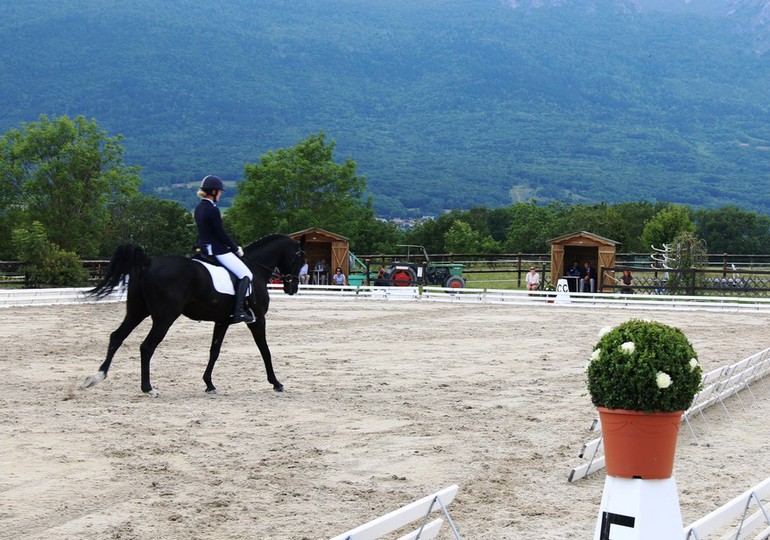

{"left": 194, "top": 259, "right": 235, "bottom": 295}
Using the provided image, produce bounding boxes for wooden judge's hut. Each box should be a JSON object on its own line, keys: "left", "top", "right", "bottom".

{"left": 548, "top": 231, "right": 620, "bottom": 292}
{"left": 289, "top": 228, "right": 349, "bottom": 284}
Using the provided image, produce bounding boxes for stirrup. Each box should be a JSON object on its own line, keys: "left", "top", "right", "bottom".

{"left": 232, "top": 308, "right": 256, "bottom": 324}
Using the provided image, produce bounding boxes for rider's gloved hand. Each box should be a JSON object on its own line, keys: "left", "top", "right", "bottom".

{"left": 236, "top": 246, "right": 244, "bottom": 257}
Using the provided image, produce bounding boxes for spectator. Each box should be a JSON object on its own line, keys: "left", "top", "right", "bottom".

{"left": 299, "top": 262, "right": 309, "bottom": 284}
{"left": 526, "top": 266, "right": 540, "bottom": 291}
{"left": 374, "top": 266, "right": 388, "bottom": 286}
{"left": 580, "top": 262, "right": 597, "bottom": 293}
{"left": 566, "top": 261, "right": 581, "bottom": 292}
{"left": 331, "top": 267, "right": 347, "bottom": 286}
{"left": 620, "top": 269, "right": 634, "bottom": 294}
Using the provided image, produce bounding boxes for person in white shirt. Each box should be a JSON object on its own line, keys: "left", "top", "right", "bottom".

{"left": 526, "top": 266, "right": 540, "bottom": 291}
{"left": 299, "top": 262, "right": 309, "bottom": 284}
{"left": 331, "top": 267, "right": 347, "bottom": 286}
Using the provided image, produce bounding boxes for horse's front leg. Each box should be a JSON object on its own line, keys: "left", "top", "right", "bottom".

{"left": 202, "top": 322, "right": 229, "bottom": 394}
{"left": 247, "top": 314, "right": 284, "bottom": 392}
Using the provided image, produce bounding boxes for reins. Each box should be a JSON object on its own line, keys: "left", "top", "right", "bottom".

{"left": 241, "top": 243, "right": 305, "bottom": 284}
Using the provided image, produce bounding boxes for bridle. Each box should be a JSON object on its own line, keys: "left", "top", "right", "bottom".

{"left": 243, "top": 244, "right": 305, "bottom": 287}
{"left": 277, "top": 247, "right": 305, "bottom": 287}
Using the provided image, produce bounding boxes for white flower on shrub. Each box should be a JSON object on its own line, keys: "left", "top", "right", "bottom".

{"left": 656, "top": 371, "right": 672, "bottom": 389}
{"left": 620, "top": 341, "right": 635, "bottom": 355}
{"left": 598, "top": 326, "right": 612, "bottom": 338}
{"left": 689, "top": 358, "right": 699, "bottom": 372}
{"left": 590, "top": 349, "right": 601, "bottom": 361}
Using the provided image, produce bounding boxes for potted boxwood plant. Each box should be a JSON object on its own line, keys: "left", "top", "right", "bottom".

{"left": 586, "top": 318, "right": 703, "bottom": 479}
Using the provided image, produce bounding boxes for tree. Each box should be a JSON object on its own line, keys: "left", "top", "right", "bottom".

{"left": 694, "top": 205, "right": 770, "bottom": 254}
{"left": 343, "top": 215, "right": 403, "bottom": 255}
{"left": 444, "top": 220, "right": 482, "bottom": 253}
{"left": 404, "top": 214, "right": 458, "bottom": 253}
{"left": 504, "top": 202, "right": 559, "bottom": 252}
{"left": 665, "top": 231, "right": 708, "bottom": 294}
{"left": 609, "top": 202, "right": 666, "bottom": 252}
{"left": 0, "top": 114, "right": 142, "bottom": 257}
{"left": 101, "top": 193, "right": 196, "bottom": 256}
{"left": 553, "top": 203, "right": 639, "bottom": 250}
{"left": 640, "top": 205, "right": 695, "bottom": 251}
{"left": 226, "top": 131, "right": 370, "bottom": 244}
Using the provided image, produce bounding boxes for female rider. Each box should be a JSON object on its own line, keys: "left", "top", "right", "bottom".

{"left": 194, "top": 175, "right": 254, "bottom": 323}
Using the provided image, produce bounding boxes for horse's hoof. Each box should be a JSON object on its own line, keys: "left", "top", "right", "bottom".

{"left": 147, "top": 389, "right": 160, "bottom": 398}
{"left": 205, "top": 388, "right": 218, "bottom": 395}
{"left": 83, "top": 371, "right": 106, "bottom": 388}
{"left": 273, "top": 385, "right": 285, "bottom": 393}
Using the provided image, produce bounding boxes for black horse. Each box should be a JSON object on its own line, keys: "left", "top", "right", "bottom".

{"left": 83, "top": 233, "right": 305, "bottom": 397}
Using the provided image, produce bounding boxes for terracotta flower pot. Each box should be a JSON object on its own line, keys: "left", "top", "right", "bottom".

{"left": 597, "top": 407, "right": 683, "bottom": 480}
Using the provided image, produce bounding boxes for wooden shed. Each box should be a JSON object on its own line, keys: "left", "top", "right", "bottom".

{"left": 289, "top": 228, "right": 349, "bottom": 284}
{"left": 548, "top": 231, "right": 620, "bottom": 292}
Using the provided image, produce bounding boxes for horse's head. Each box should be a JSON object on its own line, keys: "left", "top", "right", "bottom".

{"left": 244, "top": 234, "right": 305, "bottom": 295}
{"left": 278, "top": 241, "right": 305, "bottom": 295}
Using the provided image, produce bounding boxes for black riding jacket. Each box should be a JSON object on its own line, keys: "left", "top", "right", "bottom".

{"left": 194, "top": 199, "right": 239, "bottom": 255}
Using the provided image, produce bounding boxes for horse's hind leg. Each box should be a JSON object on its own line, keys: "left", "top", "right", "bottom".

{"left": 139, "top": 317, "right": 176, "bottom": 397}
{"left": 202, "top": 322, "right": 229, "bottom": 394}
{"left": 83, "top": 314, "right": 144, "bottom": 389}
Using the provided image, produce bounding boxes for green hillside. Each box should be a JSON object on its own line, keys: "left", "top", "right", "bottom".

{"left": 1, "top": 0, "right": 769, "bottom": 217}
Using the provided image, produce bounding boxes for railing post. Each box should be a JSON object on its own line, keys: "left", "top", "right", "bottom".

{"left": 688, "top": 268, "right": 696, "bottom": 296}
{"left": 599, "top": 267, "right": 605, "bottom": 293}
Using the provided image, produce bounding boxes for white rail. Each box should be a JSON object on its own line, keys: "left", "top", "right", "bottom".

{"left": 272, "top": 285, "right": 770, "bottom": 313}
{"left": 4, "top": 283, "right": 770, "bottom": 312}
{"left": 0, "top": 286, "right": 125, "bottom": 307}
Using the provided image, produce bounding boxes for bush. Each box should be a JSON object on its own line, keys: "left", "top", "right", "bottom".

{"left": 12, "top": 222, "right": 90, "bottom": 287}
{"left": 586, "top": 319, "right": 703, "bottom": 413}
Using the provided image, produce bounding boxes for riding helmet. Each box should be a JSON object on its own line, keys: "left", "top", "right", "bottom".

{"left": 200, "top": 175, "right": 224, "bottom": 193}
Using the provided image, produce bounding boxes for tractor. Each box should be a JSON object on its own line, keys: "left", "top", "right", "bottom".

{"left": 385, "top": 245, "right": 465, "bottom": 288}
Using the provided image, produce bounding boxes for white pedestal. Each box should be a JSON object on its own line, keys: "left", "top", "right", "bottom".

{"left": 593, "top": 476, "right": 683, "bottom": 540}
{"left": 555, "top": 278, "right": 571, "bottom": 304}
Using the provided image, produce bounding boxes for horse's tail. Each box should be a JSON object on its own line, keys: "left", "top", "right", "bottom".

{"left": 88, "top": 244, "right": 150, "bottom": 299}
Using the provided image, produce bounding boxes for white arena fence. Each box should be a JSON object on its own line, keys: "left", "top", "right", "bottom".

{"left": 0, "top": 286, "right": 126, "bottom": 307}
{"left": 683, "top": 476, "right": 770, "bottom": 540}
{"left": 5, "top": 283, "right": 770, "bottom": 312}
{"left": 275, "top": 284, "right": 770, "bottom": 313}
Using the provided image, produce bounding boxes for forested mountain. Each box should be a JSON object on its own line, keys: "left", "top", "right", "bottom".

{"left": 2, "top": 0, "right": 770, "bottom": 217}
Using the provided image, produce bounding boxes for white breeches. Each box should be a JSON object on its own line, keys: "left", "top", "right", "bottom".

{"left": 215, "top": 251, "right": 253, "bottom": 281}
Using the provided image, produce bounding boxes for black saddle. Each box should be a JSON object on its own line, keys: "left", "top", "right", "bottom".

{"left": 192, "top": 245, "right": 220, "bottom": 266}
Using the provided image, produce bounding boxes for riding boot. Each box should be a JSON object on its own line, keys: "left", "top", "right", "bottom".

{"left": 232, "top": 277, "right": 256, "bottom": 324}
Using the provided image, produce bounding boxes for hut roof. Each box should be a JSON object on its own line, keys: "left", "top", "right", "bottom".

{"left": 289, "top": 227, "right": 349, "bottom": 242}
{"left": 547, "top": 231, "right": 620, "bottom": 247}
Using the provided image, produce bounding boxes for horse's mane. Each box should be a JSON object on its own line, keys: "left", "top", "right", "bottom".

{"left": 246, "top": 233, "right": 291, "bottom": 250}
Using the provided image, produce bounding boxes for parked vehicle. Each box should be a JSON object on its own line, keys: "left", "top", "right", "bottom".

{"left": 385, "top": 245, "right": 465, "bottom": 288}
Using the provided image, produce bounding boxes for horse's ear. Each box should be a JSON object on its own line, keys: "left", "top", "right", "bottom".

{"left": 300, "top": 235, "right": 306, "bottom": 251}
